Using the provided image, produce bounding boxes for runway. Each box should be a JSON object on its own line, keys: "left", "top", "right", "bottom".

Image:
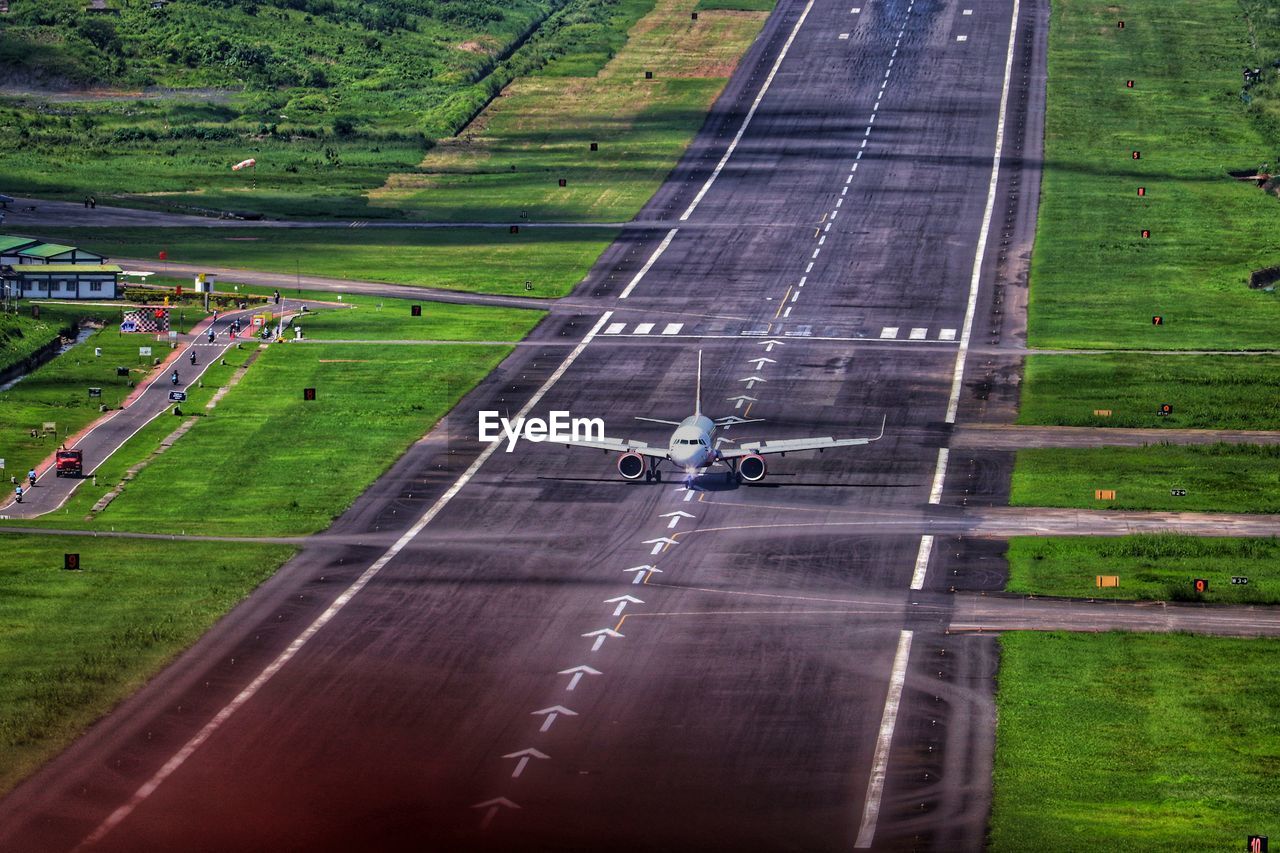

{"left": 0, "top": 0, "right": 1047, "bottom": 850}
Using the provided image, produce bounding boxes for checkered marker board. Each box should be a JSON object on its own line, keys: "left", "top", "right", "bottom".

{"left": 121, "top": 308, "right": 170, "bottom": 334}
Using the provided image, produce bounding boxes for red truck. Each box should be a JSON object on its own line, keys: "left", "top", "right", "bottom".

{"left": 55, "top": 449, "right": 83, "bottom": 478}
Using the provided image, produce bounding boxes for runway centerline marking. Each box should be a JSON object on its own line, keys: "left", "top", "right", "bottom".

{"left": 946, "top": 0, "right": 1020, "bottom": 423}
{"left": 680, "top": 0, "right": 817, "bottom": 220}
{"left": 75, "top": 308, "right": 618, "bottom": 850}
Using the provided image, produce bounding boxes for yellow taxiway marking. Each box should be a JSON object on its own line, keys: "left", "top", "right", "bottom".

{"left": 743, "top": 401, "right": 754, "bottom": 418}
{"left": 773, "top": 287, "right": 792, "bottom": 319}
{"left": 615, "top": 614, "right": 628, "bottom": 632}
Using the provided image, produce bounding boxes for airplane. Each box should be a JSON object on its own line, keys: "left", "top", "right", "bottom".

{"left": 560, "top": 351, "right": 885, "bottom": 484}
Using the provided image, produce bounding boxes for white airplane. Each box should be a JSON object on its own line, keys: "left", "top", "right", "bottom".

{"left": 561, "top": 352, "right": 885, "bottom": 484}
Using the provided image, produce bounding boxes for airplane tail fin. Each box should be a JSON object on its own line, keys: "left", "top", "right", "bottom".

{"left": 695, "top": 350, "right": 703, "bottom": 418}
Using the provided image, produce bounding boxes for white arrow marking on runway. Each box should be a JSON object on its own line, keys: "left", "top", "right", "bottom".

{"left": 582, "top": 628, "right": 624, "bottom": 651}
{"left": 558, "top": 665, "right": 601, "bottom": 690}
{"left": 624, "top": 565, "right": 661, "bottom": 584}
{"left": 643, "top": 536, "right": 678, "bottom": 555}
{"left": 660, "top": 510, "right": 695, "bottom": 528}
{"left": 747, "top": 357, "right": 776, "bottom": 370}
{"left": 727, "top": 395, "right": 756, "bottom": 410}
{"left": 758, "top": 339, "right": 785, "bottom": 353}
{"left": 605, "top": 594, "right": 645, "bottom": 616}
{"left": 473, "top": 797, "right": 520, "bottom": 830}
{"left": 740, "top": 375, "right": 767, "bottom": 389}
{"left": 532, "top": 705, "right": 578, "bottom": 732}
{"left": 503, "top": 748, "right": 549, "bottom": 779}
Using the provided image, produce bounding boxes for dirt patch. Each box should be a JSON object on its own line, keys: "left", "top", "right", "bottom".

{"left": 458, "top": 38, "right": 498, "bottom": 56}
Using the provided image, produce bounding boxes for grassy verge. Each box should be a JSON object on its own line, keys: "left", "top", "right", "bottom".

{"left": 991, "top": 632, "right": 1280, "bottom": 852}
{"left": 39, "top": 227, "right": 615, "bottom": 298}
{"left": 0, "top": 535, "right": 294, "bottom": 796}
{"left": 372, "top": 0, "right": 769, "bottom": 221}
{"left": 64, "top": 343, "right": 513, "bottom": 534}
{"left": 1011, "top": 444, "right": 1280, "bottom": 513}
{"left": 1029, "top": 0, "right": 1280, "bottom": 350}
{"left": 1018, "top": 354, "right": 1280, "bottom": 430}
{"left": 288, "top": 299, "right": 543, "bottom": 342}
{"left": 0, "top": 304, "right": 117, "bottom": 376}
{"left": 0, "top": 308, "right": 206, "bottom": 483}
{"left": 1006, "top": 535, "right": 1280, "bottom": 602}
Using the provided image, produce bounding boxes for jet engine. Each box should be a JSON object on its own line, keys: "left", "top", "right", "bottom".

{"left": 617, "top": 452, "right": 646, "bottom": 480}
{"left": 737, "top": 454, "right": 767, "bottom": 483}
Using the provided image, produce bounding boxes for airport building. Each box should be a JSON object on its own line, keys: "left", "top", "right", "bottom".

{"left": 3, "top": 264, "right": 123, "bottom": 300}
{"left": 0, "top": 234, "right": 119, "bottom": 300}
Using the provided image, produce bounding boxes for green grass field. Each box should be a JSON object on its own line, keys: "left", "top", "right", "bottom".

{"left": 1006, "top": 535, "right": 1280, "bottom": 603}
{"left": 373, "top": 0, "right": 769, "bottom": 221}
{"left": 38, "top": 227, "right": 615, "bottom": 298}
{"left": 0, "top": 535, "right": 294, "bottom": 796}
{"left": 1011, "top": 444, "right": 1280, "bottom": 513}
{"left": 1018, "top": 354, "right": 1280, "bottom": 430}
{"left": 990, "top": 632, "right": 1280, "bottom": 852}
{"left": 0, "top": 304, "right": 116, "bottom": 376}
{"left": 1029, "top": 0, "right": 1280, "bottom": 350}
{"left": 288, "top": 299, "right": 543, "bottom": 341}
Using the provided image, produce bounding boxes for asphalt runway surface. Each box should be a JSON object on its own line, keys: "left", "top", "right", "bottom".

{"left": 0, "top": 0, "right": 1050, "bottom": 850}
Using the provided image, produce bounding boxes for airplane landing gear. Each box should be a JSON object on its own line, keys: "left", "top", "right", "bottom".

{"left": 645, "top": 460, "right": 663, "bottom": 483}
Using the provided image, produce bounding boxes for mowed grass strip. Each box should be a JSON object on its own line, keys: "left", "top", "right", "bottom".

{"left": 1011, "top": 444, "right": 1280, "bottom": 513}
{"left": 78, "top": 342, "right": 517, "bottom": 535}
{"left": 1030, "top": 0, "right": 1280, "bottom": 350}
{"left": 1018, "top": 354, "right": 1280, "bottom": 430}
{"left": 372, "top": 0, "right": 769, "bottom": 221}
{"left": 263, "top": 293, "right": 543, "bottom": 342}
{"left": 991, "top": 632, "right": 1280, "bottom": 852}
{"left": 38, "top": 227, "right": 615, "bottom": 299}
{"left": 1006, "top": 534, "right": 1280, "bottom": 603}
{"left": 0, "top": 535, "right": 294, "bottom": 796}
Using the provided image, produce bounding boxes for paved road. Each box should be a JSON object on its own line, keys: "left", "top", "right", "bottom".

{"left": 0, "top": 305, "right": 293, "bottom": 518}
{"left": 950, "top": 423, "right": 1280, "bottom": 449}
{"left": 949, "top": 593, "right": 1280, "bottom": 637}
{"left": 0, "top": 0, "right": 1048, "bottom": 851}
{"left": 1, "top": 195, "right": 628, "bottom": 230}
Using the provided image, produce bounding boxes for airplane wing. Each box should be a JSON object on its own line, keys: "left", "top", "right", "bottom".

{"left": 559, "top": 435, "right": 670, "bottom": 459}
{"left": 719, "top": 416, "right": 886, "bottom": 458}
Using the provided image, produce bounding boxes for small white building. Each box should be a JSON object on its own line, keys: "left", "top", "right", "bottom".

{"left": 7, "top": 264, "right": 122, "bottom": 299}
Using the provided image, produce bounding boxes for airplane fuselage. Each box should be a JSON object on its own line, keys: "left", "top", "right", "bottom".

{"left": 668, "top": 414, "right": 717, "bottom": 470}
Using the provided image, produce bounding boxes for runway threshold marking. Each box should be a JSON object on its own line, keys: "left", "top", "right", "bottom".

{"left": 854, "top": 629, "right": 914, "bottom": 848}
{"left": 679, "top": 0, "right": 817, "bottom": 221}
{"left": 75, "top": 309, "right": 618, "bottom": 850}
{"left": 945, "top": 0, "right": 1020, "bottom": 423}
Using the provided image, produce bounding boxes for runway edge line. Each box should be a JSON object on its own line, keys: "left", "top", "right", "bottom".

{"left": 75, "top": 309, "right": 616, "bottom": 850}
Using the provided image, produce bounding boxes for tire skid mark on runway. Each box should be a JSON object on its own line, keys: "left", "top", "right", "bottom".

{"left": 77, "top": 309, "right": 618, "bottom": 849}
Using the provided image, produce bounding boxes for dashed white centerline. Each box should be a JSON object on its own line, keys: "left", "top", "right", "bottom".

{"left": 928, "top": 447, "right": 949, "bottom": 505}
{"left": 812, "top": 248, "right": 821, "bottom": 258}
{"left": 783, "top": 306, "right": 792, "bottom": 318}
{"left": 854, "top": 630, "right": 914, "bottom": 848}
{"left": 806, "top": 262, "right": 815, "bottom": 272}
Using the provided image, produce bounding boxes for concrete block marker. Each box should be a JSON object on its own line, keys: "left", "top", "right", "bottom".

{"left": 839, "top": 32, "right": 850, "bottom": 39}
{"left": 956, "top": 34, "right": 968, "bottom": 41}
